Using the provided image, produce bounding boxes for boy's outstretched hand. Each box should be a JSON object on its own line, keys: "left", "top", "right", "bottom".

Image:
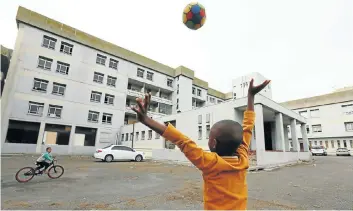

{"left": 248, "top": 79, "right": 271, "bottom": 96}
{"left": 131, "top": 93, "right": 167, "bottom": 135}
{"left": 247, "top": 78, "right": 271, "bottom": 111}
{"left": 131, "top": 93, "right": 151, "bottom": 123}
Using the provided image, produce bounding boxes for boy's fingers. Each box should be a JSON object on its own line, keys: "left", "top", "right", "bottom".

{"left": 131, "top": 106, "right": 139, "bottom": 114}
{"left": 136, "top": 98, "right": 146, "bottom": 113}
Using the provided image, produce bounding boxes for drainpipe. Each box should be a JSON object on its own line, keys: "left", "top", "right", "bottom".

{"left": 132, "top": 122, "right": 135, "bottom": 149}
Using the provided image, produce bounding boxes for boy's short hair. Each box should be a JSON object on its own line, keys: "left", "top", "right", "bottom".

{"left": 46, "top": 147, "right": 51, "bottom": 151}
{"left": 212, "top": 120, "right": 243, "bottom": 156}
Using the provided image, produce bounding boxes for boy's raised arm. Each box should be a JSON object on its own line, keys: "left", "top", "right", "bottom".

{"left": 131, "top": 94, "right": 217, "bottom": 172}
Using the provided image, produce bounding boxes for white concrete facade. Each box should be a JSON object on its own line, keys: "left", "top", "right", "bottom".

{"left": 120, "top": 95, "right": 310, "bottom": 166}
{"left": 1, "top": 7, "right": 228, "bottom": 155}
{"left": 282, "top": 89, "right": 353, "bottom": 154}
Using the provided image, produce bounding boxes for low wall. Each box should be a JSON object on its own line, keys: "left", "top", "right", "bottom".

{"left": 1, "top": 143, "right": 37, "bottom": 154}
{"left": 152, "top": 149, "right": 190, "bottom": 163}
{"left": 257, "top": 151, "right": 311, "bottom": 166}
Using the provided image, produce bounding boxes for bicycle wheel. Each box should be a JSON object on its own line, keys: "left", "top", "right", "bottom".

{"left": 48, "top": 165, "right": 64, "bottom": 179}
{"left": 15, "top": 167, "right": 35, "bottom": 183}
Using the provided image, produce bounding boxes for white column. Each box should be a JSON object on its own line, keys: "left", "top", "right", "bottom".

{"left": 283, "top": 125, "right": 290, "bottom": 151}
{"left": 300, "top": 124, "right": 309, "bottom": 152}
{"left": 275, "top": 113, "right": 285, "bottom": 151}
{"left": 254, "top": 104, "right": 266, "bottom": 166}
{"left": 290, "top": 119, "right": 299, "bottom": 152}
{"left": 68, "top": 125, "right": 76, "bottom": 154}
{"left": 36, "top": 122, "right": 46, "bottom": 153}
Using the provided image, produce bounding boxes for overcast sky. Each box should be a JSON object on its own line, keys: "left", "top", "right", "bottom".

{"left": 1, "top": 0, "right": 352, "bottom": 102}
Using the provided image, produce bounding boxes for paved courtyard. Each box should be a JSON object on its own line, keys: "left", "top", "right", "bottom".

{"left": 1, "top": 155, "right": 352, "bottom": 210}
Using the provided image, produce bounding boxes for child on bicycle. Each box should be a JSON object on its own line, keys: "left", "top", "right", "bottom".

{"left": 36, "top": 147, "right": 53, "bottom": 174}
{"left": 131, "top": 78, "right": 270, "bottom": 210}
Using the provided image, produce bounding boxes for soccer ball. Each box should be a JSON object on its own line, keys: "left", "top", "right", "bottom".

{"left": 183, "top": 2, "right": 206, "bottom": 30}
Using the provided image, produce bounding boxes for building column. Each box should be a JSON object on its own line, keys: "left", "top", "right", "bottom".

{"left": 275, "top": 113, "right": 285, "bottom": 151}
{"left": 254, "top": 104, "right": 266, "bottom": 165}
{"left": 36, "top": 122, "right": 46, "bottom": 153}
{"left": 300, "top": 124, "right": 309, "bottom": 152}
{"left": 68, "top": 125, "right": 76, "bottom": 154}
{"left": 290, "top": 119, "right": 299, "bottom": 152}
{"left": 283, "top": 125, "right": 290, "bottom": 151}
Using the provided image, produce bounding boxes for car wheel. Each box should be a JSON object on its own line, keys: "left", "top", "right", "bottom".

{"left": 135, "top": 155, "right": 143, "bottom": 162}
{"left": 105, "top": 155, "right": 113, "bottom": 162}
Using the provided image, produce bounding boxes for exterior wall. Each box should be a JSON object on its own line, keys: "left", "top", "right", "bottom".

{"left": 232, "top": 72, "right": 272, "bottom": 100}
{"left": 175, "top": 75, "right": 193, "bottom": 112}
{"left": 287, "top": 100, "right": 353, "bottom": 153}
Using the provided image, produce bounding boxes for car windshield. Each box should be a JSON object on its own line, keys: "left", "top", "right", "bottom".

{"left": 102, "top": 144, "right": 113, "bottom": 149}
{"left": 312, "top": 146, "right": 324, "bottom": 149}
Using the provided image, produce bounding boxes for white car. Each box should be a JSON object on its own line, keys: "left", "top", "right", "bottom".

{"left": 336, "top": 148, "right": 351, "bottom": 156}
{"left": 94, "top": 145, "right": 145, "bottom": 162}
{"left": 311, "top": 146, "right": 327, "bottom": 156}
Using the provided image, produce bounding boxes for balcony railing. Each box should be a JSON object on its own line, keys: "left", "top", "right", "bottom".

{"left": 127, "top": 89, "right": 172, "bottom": 105}
{"left": 125, "top": 105, "right": 166, "bottom": 117}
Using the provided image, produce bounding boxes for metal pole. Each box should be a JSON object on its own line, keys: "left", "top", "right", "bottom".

{"left": 132, "top": 123, "right": 135, "bottom": 149}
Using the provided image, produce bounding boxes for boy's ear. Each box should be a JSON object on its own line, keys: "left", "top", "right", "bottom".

{"left": 212, "top": 139, "right": 218, "bottom": 149}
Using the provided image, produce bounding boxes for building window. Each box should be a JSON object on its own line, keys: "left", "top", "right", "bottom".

{"left": 148, "top": 130, "right": 152, "bottom": 140}
{"left": 309, "top": 141, "right": 312, "bottom": 147}
{"left": 306, "top": 125, "right": 310, "bottom": 133}
{"left": 344, "top": 122, "right": 353, "bottom": 131}
{"left": 217, "top": 100, "right": 222, "bottom": 104}
{"left": 90, "top": 91, "right": 102, "bottom": 103}
{"left": 314, "top": 141, "right": 317, "bottom": 145}
{"left": 206, "top": 113, "right": 210, "bottom": 123}
{"left": 159, "top": 103, "right": 172, "bottom": 115}
{"left": 210, "top": 97, "right": 215, "bottom": 103}
{"left": 96, "top": 54, "right": 107, "bottom": 65}
{"left": 130, "top": 133, "right": 133, "bottom": 141}
{"left": 125, "top": 133, "right": 129, "bottom": 141}
{"left": 343, "top": 140, "right": 347, "bottom": 148}
{"left": 109, "top": 58, "right": 118, "bottom": 70}
{"left": 167, "top": 79, "right": 173, "bottom": 87}
{"left": 155, "top": 132, "right": 160, "bottom": 139}
{"left": 42, "top": 35, "right": 56, "bottom": 50}
{"left": 350, "top": 140, "right": 353, "bottom": 148}
{"left": 52, "top": 82, "right": 66, "bottom": 96}
{"left": 331, "top": 140, "right": 334, "bottom": 148}
{"left": 198, "top": 126, "right": 202, "bottom": 140}
{"left": 299, "top": 111, "right": 308, "bottom": 118}
{"left": 32, "top": 78, "right": 48, "bottom": 92}
{"left": 102, "top": 113, "right": 113, "bottom": 124}
{"left": 198, "top": 115, "right": 202, "bottom": 124}
{"left": 121, "top": 134, "right": 124, "bottom": 142}
{"left": 197, "top": 89, "right": 201, "bottom": 97}
{"left": 319, "top": 141, "right": 323, "bottom": 146}
{"left": 88, "top": 110, "right": 99, "bottom": 123}
{"left": 206, "top": 125, "right": 210, "bottom": 138}
{"left": 342, "top": 104, "right": 353, "bottom": 115}
{"left": 192, "top": 87, "right": 196, "bottom": 95}
{"left": 136, "top": 132, "right": 139, "bottom": 141}
{"left": 60, "top": 42, "right": 73, "bottom": 55}
{"left": 233, "top": 93, "right": 237, "bottom": 99}
{"left": 147, "top": 72, "right": 154, "bottom": 81}
{"left": 37, "top": 56, "right": 53, "bottom": 70}
{"left": 177, "top": 84, "right": 179, "bottom": 94}
{"left": 312, "top": 124, "right": 322, "bottom": 133}
{"left": 137, "top": 69, "right": 144, "bottom": 78}
{"left": 310, "top": 109, "right": 320, "bottom": 118}
{"left": 104, "top": 94, "right": 114, "bottom": 105}
{"left": 141, "top": 131, "right": 145, "bottom": 140}
{"left": 337, "top": 140, "right": 341, "bottom": 148}
{"left": 107, "top": 76, "right": 117, "bottom": 87}
{"left": 28, "top": 101, "right": 44, "bottom": 116}
{"left": 56, "top": 61, "right": 70, "bottom": 75}
{"left": 47, "top": 105, "right": 63, "bottom": 118}
{"left": 93, "top": 72, "right": 104, "bottom": 83}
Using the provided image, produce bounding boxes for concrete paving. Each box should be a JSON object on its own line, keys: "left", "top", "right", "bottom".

{"left": 1, "top": 155, "right": 352, "bottom": 210}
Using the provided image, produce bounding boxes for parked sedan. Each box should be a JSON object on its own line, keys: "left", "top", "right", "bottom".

{"left": 311, "top": 146, "right": 327, "bottom": 156}
{"left": 94, "top": 145, "right": 145, "bottom": 162}
{"left": 336, "top": 148, "right": 351, "bottom": 156}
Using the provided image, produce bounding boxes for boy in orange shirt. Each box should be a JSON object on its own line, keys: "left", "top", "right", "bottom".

{"left": 132, "top": 78, "right": 270, "bottom": 210}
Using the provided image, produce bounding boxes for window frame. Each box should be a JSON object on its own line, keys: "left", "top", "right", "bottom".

{"left": 90, "top": 91, "right": 102, "bottom": 103}
{"left": 137, "top": 68, "right": 144, "bottom": 78}
{"left": 47, "top": 104, "right": 63, "bottom": 118}
{"left": 56, "top": 61, "right": 70, "bottom": 75}
{"left": 42, "top": 35, "right": 57, "bottom": 50}
{"left": 52, "top": 82, "right": 66, "bottom": 96}
{"left": 312, "top": 124, "right": 322, "bottom": 133}
{"left": 37, "top": 56, "right": 53, "bottom": 70}
{"left": 107, "top": 76, "right": 117, "bottom": 87}
{"left": 32, "top": 78, "right": 49, "bottom": 92}
{"left": 198, "top": 126, "right": 202, "bottom": 140}
{"left": 344, "top": 122, "right": 353, "bottom": 132}
{"left": 96, "top": 54, "right": 107, "bottom": 66}
{"left": 109, "top": 58, "right": 118, "bottom": 70}
{"left": 88, "top": 110, "right": 99, "bottom": 123}
{"left": 167, "top": 79, "right": 173, "bottom": 87}
{"left": 102, "top": 113, "right": 113, "bottom": 124}
{"left": 104, "top": 94, "right": 115, "bottom": 105}
{"left": 93, "top": 72, "right": 104, "bottom": 84}
{"left": 146, "top": 71, "right": 154, "bottom": 81}
{"left": 60, "top": 41, "right": 73, "bottom": 55}
{"left": 28, "top": 101, "right": 44, "bottom": 116}
{"left": 148, "top": 130, "right": 152, "bottom": 140}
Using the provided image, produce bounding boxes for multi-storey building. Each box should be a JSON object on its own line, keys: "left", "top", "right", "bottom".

{"left": 1, "top": 7, "right": 226, "bottom": 154}
{"left": 282, "top": 88, "right": 353, "bottom": 154}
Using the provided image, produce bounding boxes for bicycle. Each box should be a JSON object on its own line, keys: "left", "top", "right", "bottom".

{"left": 15, "top": 160, "right": 64, "bottom": 183}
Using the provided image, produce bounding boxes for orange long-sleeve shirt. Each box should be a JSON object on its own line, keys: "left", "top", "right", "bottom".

{"left": 162, "top": 110, "right": 255, "bottom": 210}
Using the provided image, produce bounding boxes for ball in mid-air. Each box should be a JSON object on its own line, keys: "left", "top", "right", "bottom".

{"left": 183, "top": 2, "right": 206, "bottom": 30}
